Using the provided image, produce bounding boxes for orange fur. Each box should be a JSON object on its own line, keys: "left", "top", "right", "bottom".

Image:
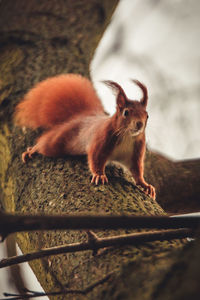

{"left": 15, "top": 74, "right": 104, "bottom": 129}
{"left": 15, "top": 74, "right": 155, "bottom": 199}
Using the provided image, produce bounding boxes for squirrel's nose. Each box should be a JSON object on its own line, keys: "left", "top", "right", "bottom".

{"left": 136, "top": 121, "right": 143, "bottom": 130}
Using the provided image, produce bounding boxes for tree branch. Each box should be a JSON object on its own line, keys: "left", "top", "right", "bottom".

{"left": 0, "top": 228, "right": 194, "bottom": 269}
{"left": 145, "top": 152, "right": 200, "bottom": 213}
{"left": 0, "top": 212, "right": 200, "bottom": 241}
{"left": 1, "top": 272, "right": 114, "bottom": 299}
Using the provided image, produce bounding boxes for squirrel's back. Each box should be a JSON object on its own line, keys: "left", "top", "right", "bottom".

{"left": 14, "top": 74, "right": 104, "bottom": 129}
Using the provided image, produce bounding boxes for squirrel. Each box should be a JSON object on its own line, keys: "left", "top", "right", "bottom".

{"left": 14, "top": 73, "right": 156, "bottom": 199}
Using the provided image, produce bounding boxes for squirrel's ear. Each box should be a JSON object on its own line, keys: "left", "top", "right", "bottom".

{"left": 131, "top": 79, "right": 148, "bottom": 108}
{"left": 102, "top": 80, "right": 127, "bottom": 109}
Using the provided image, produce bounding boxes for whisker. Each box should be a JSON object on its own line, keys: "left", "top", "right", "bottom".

{"left": 113, "top": 127, "right": 125, "bottom": 137}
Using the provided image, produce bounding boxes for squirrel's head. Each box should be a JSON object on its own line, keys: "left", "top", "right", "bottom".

{"left": 103, "top": 79, "right": 149, "bottom": 137}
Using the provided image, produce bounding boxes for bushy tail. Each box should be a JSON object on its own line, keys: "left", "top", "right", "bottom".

{"left": 14, "top": 74, "right": 104, "bottom": 129}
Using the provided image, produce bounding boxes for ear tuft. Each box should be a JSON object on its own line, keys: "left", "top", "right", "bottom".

{"left": 131, "top": 79, "right": 148, "bottom": 108}
{"left": 102, "top": 80, "right": 127, "bottom": 108}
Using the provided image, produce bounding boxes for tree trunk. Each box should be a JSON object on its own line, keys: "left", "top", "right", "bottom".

{"left": 0, "top": 0, "right": 199, "bottom": 299}
{"left": 145, "top": 151, "right": 200, "bottom": 213}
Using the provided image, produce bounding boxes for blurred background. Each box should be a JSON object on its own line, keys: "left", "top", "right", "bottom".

{"left": 1, "top": 0, "right": 199, "bottom": 298}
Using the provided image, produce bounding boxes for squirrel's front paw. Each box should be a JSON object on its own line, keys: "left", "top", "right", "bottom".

{"left": 91, "top": 174, "right": 108, "bottom": 185}
{"left": 137, "top": 181, "right": 156, "bottom": 200}
{"left": 22, "top": 147, "right": 33, "bottom": 163}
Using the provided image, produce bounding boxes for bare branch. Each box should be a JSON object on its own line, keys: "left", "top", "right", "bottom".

{"left": 0, "top": 212, "right": 200, "bottom": 241}
{"left": 1, "top": 272, "right": 114, "bottom": 299}
{"left": 0, "top": 228, "right": 193, "bottom": 269}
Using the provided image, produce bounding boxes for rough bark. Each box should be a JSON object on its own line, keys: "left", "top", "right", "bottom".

{"left": 0, "top": 0, "right": 200, "bottom": 299}
{"left": 145, "top": 151, "right": 200, "bottom": 213}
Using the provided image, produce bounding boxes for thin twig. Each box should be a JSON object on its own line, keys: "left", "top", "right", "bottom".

{"left": 0, "top": 212, "right": 200, "bottom": 241}
{"left": 0, "top": 228, "right": 193, "bottom": 269}
{"left": 1, "top": 272, "right": 113, "bottom": 299}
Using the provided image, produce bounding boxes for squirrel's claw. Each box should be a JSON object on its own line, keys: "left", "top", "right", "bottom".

{"left": 146, "top": 184, "right": 156, "bottom": 200}
{"left": 91, "top": 174, "right": 108, "bottom": 185}
{"left": 137, "top": 181, "right": 156, "bottom": 200}
{"left": 22, "top": 147, "right": 34, "bottom": 163}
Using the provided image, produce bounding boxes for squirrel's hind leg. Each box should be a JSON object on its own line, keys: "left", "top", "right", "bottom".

{"left": 22, "top": 145, "right": 38, "bottom": 163}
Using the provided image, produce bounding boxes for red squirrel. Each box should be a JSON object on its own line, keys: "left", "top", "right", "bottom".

{"left": 14, "top": 74, "right": 155, "bottom": 199}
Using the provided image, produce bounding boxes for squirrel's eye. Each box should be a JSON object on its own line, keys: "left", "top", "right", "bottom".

{"left": 123, "top": 109, "right": 129, "bottom": 117}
